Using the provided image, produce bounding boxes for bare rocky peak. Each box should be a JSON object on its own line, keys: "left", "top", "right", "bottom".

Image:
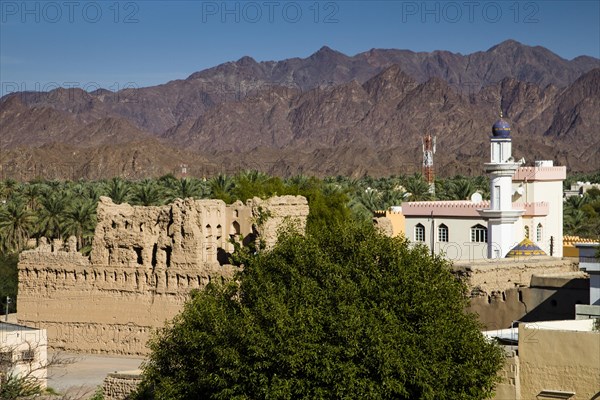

{"left": 1, "top": 41, "right": 598, "bottom": 179}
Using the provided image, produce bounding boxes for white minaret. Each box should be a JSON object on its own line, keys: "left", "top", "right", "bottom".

{"left": 478, "top": 113, "right": 524, "bottom": 258}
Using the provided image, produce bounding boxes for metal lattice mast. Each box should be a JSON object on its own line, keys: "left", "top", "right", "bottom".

{"left": 422, "top": 134, "right": 436, "bottom": 195}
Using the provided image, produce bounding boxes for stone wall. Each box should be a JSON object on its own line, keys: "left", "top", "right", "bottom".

{"left": 103, "top": 370, "right": 142, "bottom": 400}
{"left": 492, "top": 350, "right": 520, "bottom": 400}
{"left": 454, "top": 257, "right": 589, "bottom": 329}
{"left": 17, "top": 196, "right": 309, "bottom": 355}
{"left": 518, "top": 323, "right": 600, "bottom": 399}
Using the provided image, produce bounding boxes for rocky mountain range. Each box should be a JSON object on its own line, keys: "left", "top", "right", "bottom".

{"left": 1, "top": 40, "right": 598, "bottom": 180}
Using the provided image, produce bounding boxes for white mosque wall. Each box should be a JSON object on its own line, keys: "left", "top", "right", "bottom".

{"left": 405, "top": 216, "right": 488, "bottom": 262}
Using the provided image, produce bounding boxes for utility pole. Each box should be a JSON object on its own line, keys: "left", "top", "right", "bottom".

{"left": 5, "top": 296, "right": 10, "bottom": 322}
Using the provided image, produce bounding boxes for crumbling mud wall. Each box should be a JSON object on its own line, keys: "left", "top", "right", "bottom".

{"left": 17, "top": 196, "right": 309, "bottom": 355}
{"left": 453, "top": 257, "right": 588, "bottom": 329}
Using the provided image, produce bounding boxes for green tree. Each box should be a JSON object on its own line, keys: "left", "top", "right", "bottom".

{"left": 0, "top": 253, "right": 19, "bottom": 315}
{"left": 36, "top": 194, "right": 68, "bottom": 240}
{"left": 404, "top": 174, "right": 432, "bottom": 201}
{"left": 106, "top": 177, "right": 131, "bottom": 204}
{"left": 0, "top": 198, "right": 35, "bottom": 253}
{"left": 64, "top": 199, "right": 97, "bottom": 251}
{"left": 167, "top": 177, "right": 207, "bottom": 201}
{"left": 136, "top": 221, "right": 504, "bottom": 400}
{"left": 209, "top": 174, "right": 235, "bottom": 203}
{"left": 131, "top": 179, "right": 165, "bottom": 206}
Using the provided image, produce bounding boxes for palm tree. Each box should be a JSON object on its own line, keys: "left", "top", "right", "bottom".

{"left": 404, "top": 174, "right": 432, "bottom": 201}
{"left": 168, "top": 178, "right": 206, "bottom": 200}
{"left": 64, "top": 200, "right": 97, "bottom": 250}
{"left": 209, "top": 174, "right": 235, "bottom": 202}
{"left": 106, "top": 177, "right": 131, "bottom": 204}
{"left": 37, "top": 194, "right": 68, "bottom": 240}
{"left": 21, "top": 183, "right": 46, "bottom": 211}
{"left": 450, "top": 179, "right": 476, "bottom": 200}
{"left": 0, "top": 198, "right": 35, "bottom": 253}
{"left": 564, "top": 209, "right": 586, "bottom": 236}
{"left": 131, "top": 179, "right": 164, "bottom": 206}
{"left": 352, "top": 188, "right": 384, "bottom": 213}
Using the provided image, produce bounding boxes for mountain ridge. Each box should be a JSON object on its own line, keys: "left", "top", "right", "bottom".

{"left": 1, "top": 41, "right": 598, "bottom": 180}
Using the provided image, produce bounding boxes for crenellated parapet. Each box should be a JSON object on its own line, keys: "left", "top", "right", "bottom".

{"left": 17, "top": 195, "right": 309, "bottom": 355}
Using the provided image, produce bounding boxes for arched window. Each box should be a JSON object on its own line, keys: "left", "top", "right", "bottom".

{"left": 536, "top": 223, "right": 543, "bottom": 242}
{"left": 524, "top": 226, "right": 530, "bottom": 239}
{"left": 414, "top": 224, "right": 425, "bottom": 242}
{"left": 470, "top": 224, "right": 487, "bottom": 243}
{"left": 438, "top": 224, "right": 448, "bottom": 242}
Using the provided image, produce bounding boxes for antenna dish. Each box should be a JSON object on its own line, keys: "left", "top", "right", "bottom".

{"left": 470, "top": 192, "right": 483, "bottom": 203}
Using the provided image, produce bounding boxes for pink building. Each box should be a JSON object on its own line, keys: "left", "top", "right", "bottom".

{"left": 401, "top": 117, "right": 565, "bottom": 261}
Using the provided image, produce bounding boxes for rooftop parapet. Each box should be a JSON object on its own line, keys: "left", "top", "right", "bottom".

{"left": 513, "top": 166, "right": 566, "bottom": 181}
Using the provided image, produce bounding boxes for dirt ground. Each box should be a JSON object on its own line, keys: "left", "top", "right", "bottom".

{"left": 47, "top": 352, "right": 144, "bottom": 399}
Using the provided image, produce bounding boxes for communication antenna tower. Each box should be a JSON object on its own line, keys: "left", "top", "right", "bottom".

{"left": 422, "top": 134, "right": 437, "bottom": 195}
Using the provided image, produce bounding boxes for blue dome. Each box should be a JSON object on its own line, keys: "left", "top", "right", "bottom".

{"left": 492, "top": 118, "right": 511, "bottom": 138}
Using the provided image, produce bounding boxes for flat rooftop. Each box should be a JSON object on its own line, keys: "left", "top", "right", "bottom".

{"left": 521, "top": 318, "right": 596, "bottom": 332}
{"left": 0, "top": 321, "right": 41, "bottom": 332}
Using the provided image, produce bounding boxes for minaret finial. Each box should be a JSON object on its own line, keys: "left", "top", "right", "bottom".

{"left": 500, "top": 110, "right": 503, "bottom": 118}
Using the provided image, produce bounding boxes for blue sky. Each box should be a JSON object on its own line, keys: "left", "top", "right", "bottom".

{"left": 1, "top": 1, "right": 599, "bottom": 95}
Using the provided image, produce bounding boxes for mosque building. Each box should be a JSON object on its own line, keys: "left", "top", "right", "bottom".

{"left": 400, "top": 115, "right": 566, "bottom": 261}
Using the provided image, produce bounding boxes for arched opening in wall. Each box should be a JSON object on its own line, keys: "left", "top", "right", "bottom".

{"left": 83, "top": 270, "right": 88, "bottom": 281}
{"left": 217, "top": 248, "right": 230, "bottom": 266}
{"left": 414, "top": 224, "right": 425, "bottom": 242}
{"left": 165, "top": 246, "right": 172, "bottom": 268}
{"left": 437, "top": 224, "right": 448, "bottom": 242}
{"left": 135, "top": 272, "right": 139, "bottom": 287}
{"left": 134, "top": 247, "right": 143, "bottom": 265}
{"left": 243, "top": 225, "right": 258, "bottom": 247}
{"left": 112, "top": 221, "right": 117, "bottom": 229}
{"left": 234, "top": 209, "right": 239, "bottom": 218}
{"left": 524, "top": 226, "right": 530, "bottom": 239}
{"left": 125, "top": 221, "right": 131, "bottom": 230}
{"left": 165, "top": 271, "right": 169, "bottom": 288}
{"left": 123, "top": 272, "right": 128, "bottom": 283}
{"left": 139, "top": 223, "right": 144, "bottom": 232}
{"left": 216, "top": 225, "right": 222, "bottom": 241}
{"left": 230, "top": 221, "right": 241, "bottom": 242}
{"left": 536, "top": 223, "right": 543, "bottom": 242}
{"left": 205, "top": 224, "right": 212, "bottom": 239}
{"left": 113, "top": 271, "right": 117, "bottom": 281}
{"left": 502, "top": 292, "right": 506, "bottom": 302}
{"left": 470, "top": 224, "right": 488, "bottom": 243}
{"left": 518, "top": 290, "right": 523, "bottom": 303}
{"left": 151, "top": 244, "right": 157, "bottom": 268}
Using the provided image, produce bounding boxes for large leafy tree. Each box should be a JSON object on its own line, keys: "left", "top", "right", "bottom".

{"left": 136, "top": 221, "right": 504, "bottom": 399}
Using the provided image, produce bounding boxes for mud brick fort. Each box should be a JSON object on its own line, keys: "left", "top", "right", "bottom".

{"left": 17, "top": 195, "right": 309, "bottom": 355}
